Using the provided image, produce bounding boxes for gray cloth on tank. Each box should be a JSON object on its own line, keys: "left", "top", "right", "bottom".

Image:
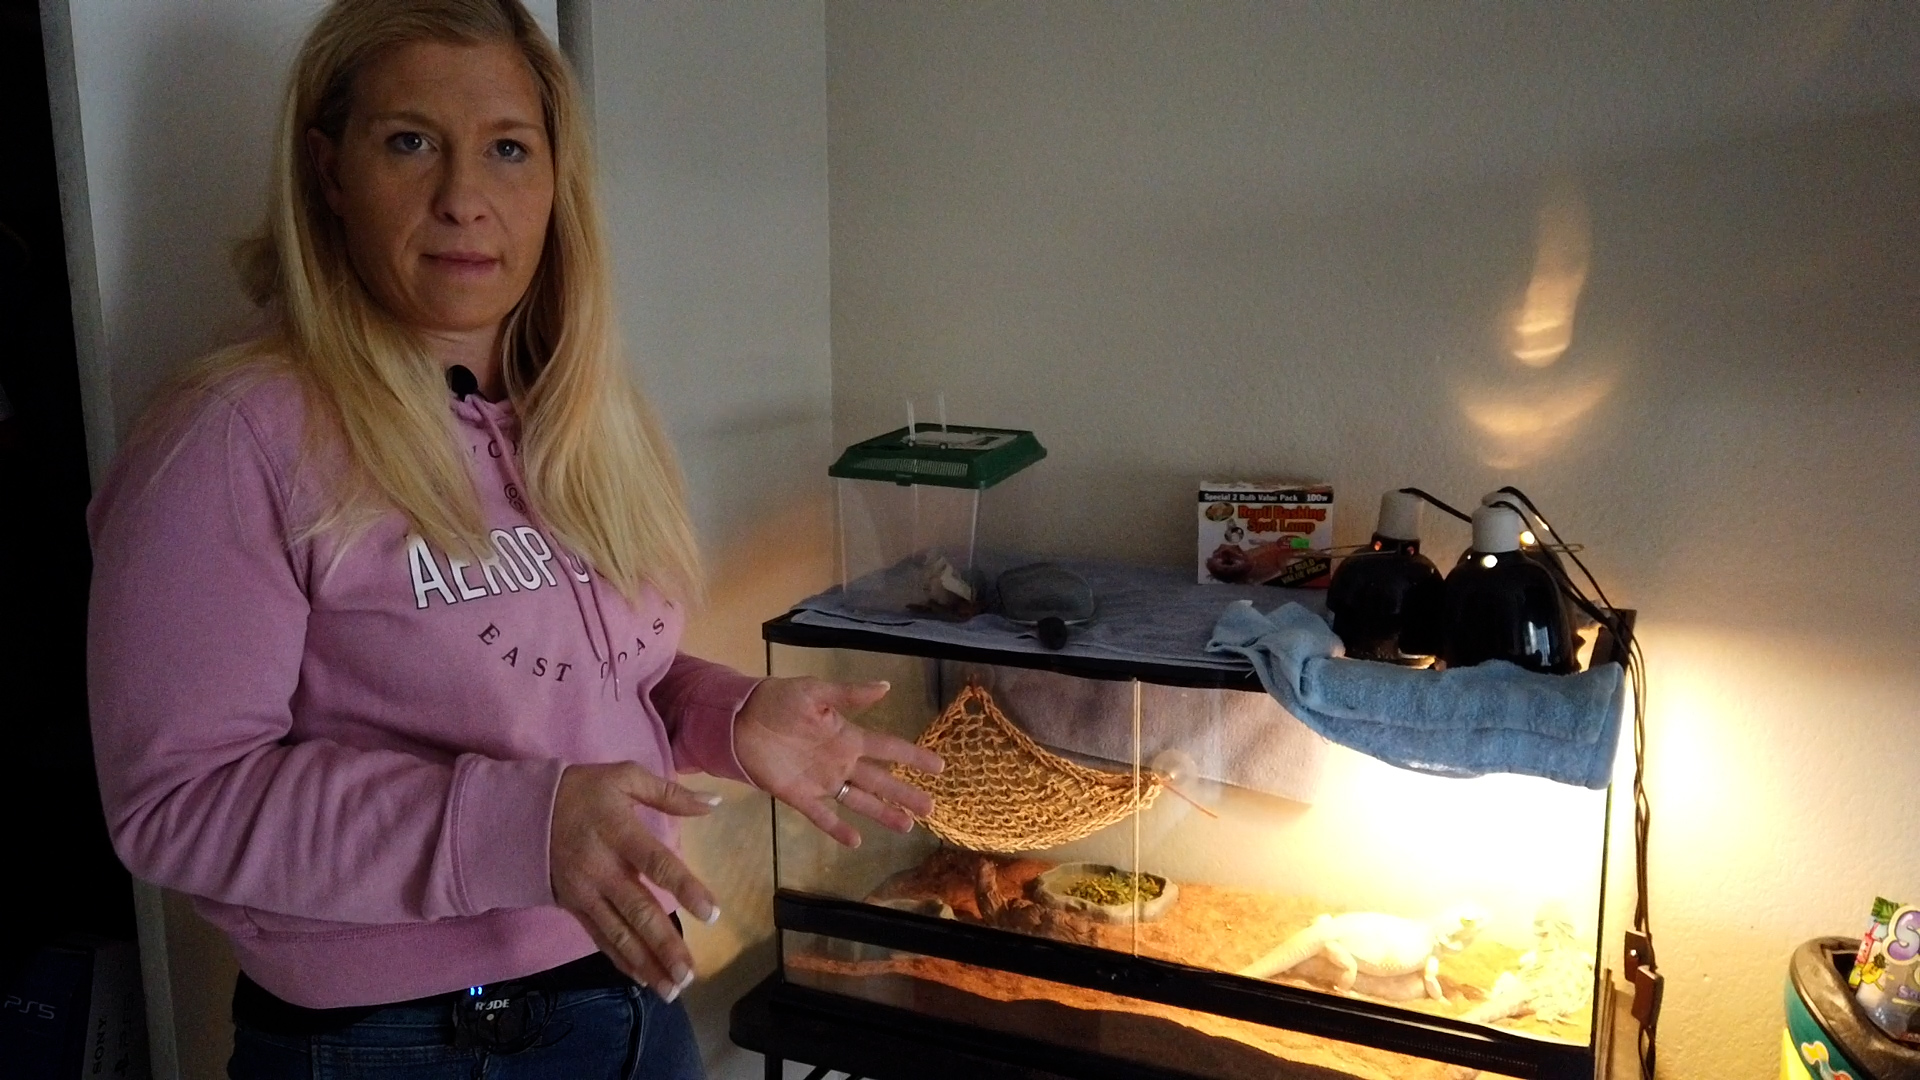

{"left": 793, "top": 554, "right": 1329, "bottom": 672}
{"left": 938, "top": 662, "right": 1327, "bottom": 804}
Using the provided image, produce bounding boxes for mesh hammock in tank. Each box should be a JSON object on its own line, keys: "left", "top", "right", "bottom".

{"left": 896, "top": 681, "right": 1162, "bottom": 853}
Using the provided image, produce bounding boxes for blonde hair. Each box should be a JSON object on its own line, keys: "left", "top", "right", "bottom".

{"left": 207, "top": 0, "right": 699, "bottom": 604}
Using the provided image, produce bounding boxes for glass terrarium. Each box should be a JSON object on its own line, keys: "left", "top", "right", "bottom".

{"left": 753, "top": 614, "right": 1630, "bottom": 1080}
{"left": 829, "top": 423, "right": 1046, "bottom": 618}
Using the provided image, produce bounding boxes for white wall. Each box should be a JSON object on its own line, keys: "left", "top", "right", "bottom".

{"left": 44, "top": 2, "right": 823, "bottom": 1079}
{"left": 45, "top": 4, "right": 338, "bottom": 1072}
{"left": 582, "top": 4, "right": 833, "bottom": 1079}
{"left": 826, "top": 3, "right": 1920, "bottom": 1077}
{"left": 50, "top": 0, "right": 327, "bottom": 483}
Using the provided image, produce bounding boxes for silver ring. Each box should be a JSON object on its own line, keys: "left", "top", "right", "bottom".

{"left": 834, "top": 780, "right": 853, "bottom": 804}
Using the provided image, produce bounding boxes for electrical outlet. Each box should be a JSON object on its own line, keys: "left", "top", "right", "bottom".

{"left": 1630, "top": 964, "right": 1664, "bottom": 1024}
{"left": 1624, "top": 930, "right": 1655, "bottom": 972}
{"left": 1624, "top": 930, "right": 1662, "bottom": 1025}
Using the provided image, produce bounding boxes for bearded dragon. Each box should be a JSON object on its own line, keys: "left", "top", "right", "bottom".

{"left": 1240, "top": 906, "right": 1486, "bottom": 1001}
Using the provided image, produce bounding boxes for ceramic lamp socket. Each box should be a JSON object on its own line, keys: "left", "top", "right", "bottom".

{"left": 1472, "top": 505, "right": 1524, "bottom": 553}
{"left": 1376, "top": 490, "right": 1422, "bottom": 542}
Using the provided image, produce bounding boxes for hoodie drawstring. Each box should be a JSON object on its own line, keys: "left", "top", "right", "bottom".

{"left": 468, "top": 399, "right": 626, "bottom": 700}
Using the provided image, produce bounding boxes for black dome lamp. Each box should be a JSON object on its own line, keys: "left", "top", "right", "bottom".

{"left": 1476, "top": 489, "right": 1586, "bottom": 635}
{"left": 1477, "top": 490, "right": 1549, "bottom": 564}
{"left": 1326, "top": 490, "right": 1445, "bottom": 665}
{"left": 1439, "top": 503, "right": 1577, "bottom": 674}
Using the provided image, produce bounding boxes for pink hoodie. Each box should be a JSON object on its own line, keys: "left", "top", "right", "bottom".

{"left": 86, "top": 372, "right": 761, "bottom": 1009}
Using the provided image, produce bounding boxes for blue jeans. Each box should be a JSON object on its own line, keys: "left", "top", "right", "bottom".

{"left": 227, "top": 986, "right": 704, "bottom": 1080}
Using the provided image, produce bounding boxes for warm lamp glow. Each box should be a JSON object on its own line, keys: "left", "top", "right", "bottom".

{"left": 1455, "top": 180, "right": 1620, "bottom": 469}
{"left": 1155, "top": 749, "right": 1614, "bottom": 952}
{"left": 1456, "top": 368, "right": 1616, "bottom": 468}
{"left": 1480, "top": 554, "right": 1498, "bottom": 568}
{"left": 1507, "top": 181, "right": 1590, "bottom": 368}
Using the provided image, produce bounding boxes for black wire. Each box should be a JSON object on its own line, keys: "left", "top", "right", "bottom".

{"left": 1395, "top": 487, "right": 1474, "bottom": 523}
{"left": 1349, "top": 484, "right": 1654, "bottom": 1074}
{"left": 1481, "top": 495, "right": 1592, "bottom": 610}
{"left": 1493, "top": 487, "right": 1655, "bottom": 1080}
{"left": 1483, "top": 495, "right": 1609, "bottom": 628}
{"left": 1494, "top": 488, "right": 1621, "bottom": 624}
{"left": 1627, "top": 631, "right": 1652, "bottom": 1080}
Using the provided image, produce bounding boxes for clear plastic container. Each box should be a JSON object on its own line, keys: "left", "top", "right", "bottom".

{"left": 829, "top": 424, "right": 1045, "bottom": 617}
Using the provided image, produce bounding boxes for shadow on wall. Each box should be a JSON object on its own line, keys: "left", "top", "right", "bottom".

{"left": 673, "top": 401, "right": 834, "bottom": 561}
{"left": 158, "top": 891, "right": 238, "bottom": 1080}
{"left": 96, "top": 3, "right": 313, "bottom": 438}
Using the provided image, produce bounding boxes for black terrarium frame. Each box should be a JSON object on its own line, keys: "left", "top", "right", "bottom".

{"left": 740, "top": 612, "right": 1634, "bottom": 1080}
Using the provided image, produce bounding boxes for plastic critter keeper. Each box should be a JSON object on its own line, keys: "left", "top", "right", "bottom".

{"left": 829, "top": 424, "right": 1046, "bottom": 617}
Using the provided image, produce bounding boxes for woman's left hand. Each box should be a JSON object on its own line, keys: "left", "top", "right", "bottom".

{"left": 734, "top": 677, "right": 943, "bottom": 847}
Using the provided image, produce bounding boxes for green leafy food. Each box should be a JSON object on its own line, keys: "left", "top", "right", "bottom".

{"left": 1064, "top": 870, "right": 1163, "bottom": 907}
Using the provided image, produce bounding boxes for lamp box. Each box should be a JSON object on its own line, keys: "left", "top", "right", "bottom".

{"left": 1198, "top": 482, "right": 1335, "bottom": 588}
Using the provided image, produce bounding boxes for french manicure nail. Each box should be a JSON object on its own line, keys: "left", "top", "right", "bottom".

{"left": 695, "top": 792, "right": 722, "bottom": 807}
{"left": 702, "top": 904, "right": 722, "bottom": 925}
{"left": 654, "top": 979, "right": 678, "bottom": 1001}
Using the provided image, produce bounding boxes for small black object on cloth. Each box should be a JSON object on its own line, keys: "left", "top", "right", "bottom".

{"left": 997, "top": 562, "right": 1095, "bottom": 649}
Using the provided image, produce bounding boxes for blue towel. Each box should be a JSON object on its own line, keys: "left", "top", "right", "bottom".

{"left": 1207, "top": 601, "right": 1626, "bottom": 789}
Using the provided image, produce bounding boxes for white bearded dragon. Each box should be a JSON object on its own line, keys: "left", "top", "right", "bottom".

{"left": 1240, "top": 906, "right": 1486, "bottom": 1001}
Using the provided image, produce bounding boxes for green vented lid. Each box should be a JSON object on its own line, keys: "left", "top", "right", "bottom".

{"left": 829, "top": 425, "right": 1046, "bottom": 489}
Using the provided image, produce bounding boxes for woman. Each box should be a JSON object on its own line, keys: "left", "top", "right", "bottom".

{"left": 85, "top": 2, "right": 940, "bottom": 1076}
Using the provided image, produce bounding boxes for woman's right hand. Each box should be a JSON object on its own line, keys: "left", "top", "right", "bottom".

{"left": 549, "top": 762, "right": 722, "bottom": 1002}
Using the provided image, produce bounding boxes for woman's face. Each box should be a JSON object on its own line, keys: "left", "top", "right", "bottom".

{"left": 310, "top": 40, "right": 555, "bottom": 338}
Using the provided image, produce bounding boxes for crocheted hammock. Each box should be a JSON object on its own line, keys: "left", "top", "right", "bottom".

{"left": 897, "top": 681, "right": 1162, "bottom": 853}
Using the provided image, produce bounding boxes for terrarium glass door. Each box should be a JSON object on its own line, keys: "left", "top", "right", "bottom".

{"left": 1131, "top": 693, "right": 1610, "bottom": 1051}
{"left": 767, "top": 644, "right": 1154, "bottom": 959}
{"left": 766, "top": 635, "right": 1612, "bottom": 1079}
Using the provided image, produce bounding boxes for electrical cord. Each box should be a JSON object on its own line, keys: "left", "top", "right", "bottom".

{"left": 1376, "top": 484, "right": 1655, "bottom": 1073}
{"left": 1487, "top": 487, "right": 1656, "bottom": 1080}
{"left": 1404, "top": 483, "right": 1655, "bottom": 1075}
{"left": 1395, "top": 486, "right": 1474, "bottom": 523}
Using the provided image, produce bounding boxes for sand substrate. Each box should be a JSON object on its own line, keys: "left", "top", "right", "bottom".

{"left": 789, "top": 957, "right": 1505, "bottom": 1080}
{"left": 793, "top": 850, "right": 1592, "bottom": 1080}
